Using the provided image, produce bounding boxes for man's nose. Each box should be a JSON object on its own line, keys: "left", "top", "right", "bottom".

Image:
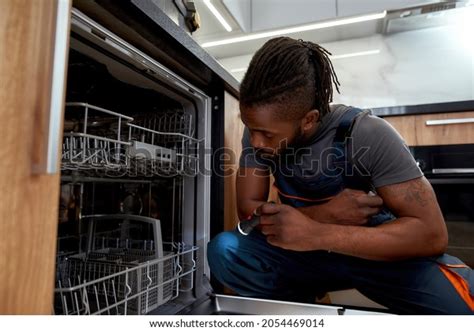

{"left": 251, "top": 136, "right": 266, "bottom": 149}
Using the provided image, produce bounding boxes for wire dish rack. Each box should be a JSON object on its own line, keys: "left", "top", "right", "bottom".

{"left": 54, "top": 215, "right": 198, "bottom": 315}
{"left": 61, "top": 102, "right": 202, "bottom": 177}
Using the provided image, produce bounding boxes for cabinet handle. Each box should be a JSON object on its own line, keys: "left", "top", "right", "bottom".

{"left": 425, "top": 118, "right": 474, "bottom": 126}
{"left": 32, "top": 0, "right": 71, "bottom": 174}
{"left": 432, "top": 168, "right": 474, "bottom": 174}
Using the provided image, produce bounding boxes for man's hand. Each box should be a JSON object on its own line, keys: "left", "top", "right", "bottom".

{"left": 258, "top": 203, "right": 321, "bottom": 251}
{"left": 299, "top": 189, "right": 383, "bottom": 225}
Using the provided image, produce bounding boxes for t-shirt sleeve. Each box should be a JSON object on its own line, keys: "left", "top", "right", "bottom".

{"left": 351, "top": 113, "right": 423, "bottom": 188}
{"left": 239, "top": 127, "right": 270, "bottom": 169}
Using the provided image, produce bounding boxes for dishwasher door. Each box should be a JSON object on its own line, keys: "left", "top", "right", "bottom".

{"left": 177, "top": 294, "right": 389, "bottom": 315}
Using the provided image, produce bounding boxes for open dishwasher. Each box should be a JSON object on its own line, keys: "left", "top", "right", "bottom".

{"left": 54, "top": 8, "right": 212, "bottom": 315}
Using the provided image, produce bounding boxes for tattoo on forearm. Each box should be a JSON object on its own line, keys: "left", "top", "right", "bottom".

{"left": 402, "top": 179, "right": 431, "bottom": 207}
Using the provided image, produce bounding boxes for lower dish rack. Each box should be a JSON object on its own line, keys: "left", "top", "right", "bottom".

{"left": 54, "top": 215, "right": 198, "bottom": 315}
{"left": 55, "top": 244, "right": 197, "bottom": 315}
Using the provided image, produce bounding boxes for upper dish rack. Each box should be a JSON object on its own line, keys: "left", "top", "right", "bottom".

{"left": 61, "top": 102, "right": 201, "bottom": 177}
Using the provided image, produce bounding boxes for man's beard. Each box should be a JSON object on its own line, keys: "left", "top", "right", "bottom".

{"left": 287, "top": 125, "right": 307, "bottom": 149}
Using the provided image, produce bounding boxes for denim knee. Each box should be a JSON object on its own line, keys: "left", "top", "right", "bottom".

{"left": 207, "top": 231, "right": 239, "bottom": 271}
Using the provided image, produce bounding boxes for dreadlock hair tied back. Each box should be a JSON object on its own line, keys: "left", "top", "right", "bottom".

{"left": 240, "top": 37, "right": 340, "bottom": 120}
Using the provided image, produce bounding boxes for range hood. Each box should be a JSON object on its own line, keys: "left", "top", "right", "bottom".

{"left": 383, "top": 1, "right": 473, "bottom": 34}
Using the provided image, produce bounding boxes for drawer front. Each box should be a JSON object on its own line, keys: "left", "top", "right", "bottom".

{"left": 415, "top": 111, "right": 474, "bottom": 146}
{"left": 383, "top": 111, "right": 474, "bottom": 146}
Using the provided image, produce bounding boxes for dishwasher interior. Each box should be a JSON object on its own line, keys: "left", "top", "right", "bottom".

{"left": 54, "top": 9, "right": 211, "bottom": 315}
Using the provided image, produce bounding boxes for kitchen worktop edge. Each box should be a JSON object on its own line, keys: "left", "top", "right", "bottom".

{"left": 368, "top": 100, "right": 474, "bottom": 117}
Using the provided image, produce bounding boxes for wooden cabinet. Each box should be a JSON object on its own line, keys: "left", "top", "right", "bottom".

{"left": 223, "top": 93, "right": 279, "bottom": 231}
{"left": 413, "top": 111, "right": 474, "bottom": 146}
{"left": 384, "top": 111, "right": 474, "bottom": 146}
{"left": 0, "top": 0, "right": 71, "bottom": 314}
{"left": 223, "top": 92, "right": 244, "bottom": 231}
{"left": 382, "top": 115, "right": 417, "bottom": 146}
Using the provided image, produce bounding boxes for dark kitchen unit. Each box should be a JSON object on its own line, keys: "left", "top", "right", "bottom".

{"left": 374, "top": 102, "right": 474, "bottom": 269}
{"left": 410, "top": 144, "right": 474, "bottom": 268}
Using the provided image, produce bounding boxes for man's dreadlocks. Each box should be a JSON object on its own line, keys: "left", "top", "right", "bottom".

{"left": 240, "top": 37, "right": 341, "bottom": 120}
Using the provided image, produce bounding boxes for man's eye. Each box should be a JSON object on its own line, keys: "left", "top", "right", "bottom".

{"left": 264, "top": 133, "right": 274, "bottom": 138}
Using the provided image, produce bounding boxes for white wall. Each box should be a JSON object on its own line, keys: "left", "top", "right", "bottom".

{"left": 328, "top": 24, "right": 474, "bottom": 108}
{"left": 218, "top": 15, "right": 474, "bottom": 108}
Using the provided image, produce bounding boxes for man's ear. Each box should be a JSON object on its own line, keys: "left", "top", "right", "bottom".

{"left": 301, "top": 109, "right": 320, "bottom": 131}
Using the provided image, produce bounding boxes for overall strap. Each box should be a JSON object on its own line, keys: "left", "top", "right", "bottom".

{"left": 332, "top": 107, "right": 367, "bottom": 192}
{"left": 332, "top": 107, "right": 365, "bottom": 170}
{"left": 333, "top": 107, "right": 364, "bottom": 145}
{"left": 332, "top": 107, "right": 397, "bottom": 226}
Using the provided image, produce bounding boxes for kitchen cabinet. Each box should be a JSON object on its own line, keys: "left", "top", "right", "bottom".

{"left": 382, "top": 115, "right": 417, "bottom": 146}
{"left": 384, "top": 110, "right": 474, "bottom": 146}
{"left": 413, "top": 111, "right": 474, "bottom": 146}
{"left": 223, "top": 93, "right": 280, "bottom": 231}
{"left": 0, "top": 0, "right": 71, "bottom": 314}
{"left": 224, "top": 92, "right": 244, "bottom": 230}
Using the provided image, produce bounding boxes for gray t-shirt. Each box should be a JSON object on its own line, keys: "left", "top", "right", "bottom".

{"left": 239, "top": 104, "right": 423, "bottom": 189}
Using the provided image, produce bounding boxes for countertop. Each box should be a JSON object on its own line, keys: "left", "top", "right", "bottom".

{"left": 130, "top": 0, "right": 240, "bottom": 97}
{"left": 370, "top": 100, "right": 474, "bottom": 117}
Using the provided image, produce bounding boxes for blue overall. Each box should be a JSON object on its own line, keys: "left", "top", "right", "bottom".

{"left": 208, "top": 108, "right": 474, "bottom": 314}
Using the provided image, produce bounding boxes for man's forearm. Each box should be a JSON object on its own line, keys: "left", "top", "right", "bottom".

{"left": 313, "top": 217, "right": 447, "bottom": 261}
{"left": 297, "top": 189, "right": 383, "bottom": 225}
{"left": 238, "top": 199, "right": 267, "bottom": 220}
{"left": 298, "top": 204, "right": 335, "bottom": 224}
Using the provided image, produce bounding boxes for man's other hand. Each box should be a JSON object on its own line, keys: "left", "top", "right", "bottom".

{"left": 299, "top": 189, "right": 383, "bottom": 225}
{"left": 258, "top": 203, "right": 321, "bottom": 251}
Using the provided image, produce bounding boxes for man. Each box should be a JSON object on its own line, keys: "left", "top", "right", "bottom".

{"left": 207, "top": 37, "right": 474, "bottom": 314}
